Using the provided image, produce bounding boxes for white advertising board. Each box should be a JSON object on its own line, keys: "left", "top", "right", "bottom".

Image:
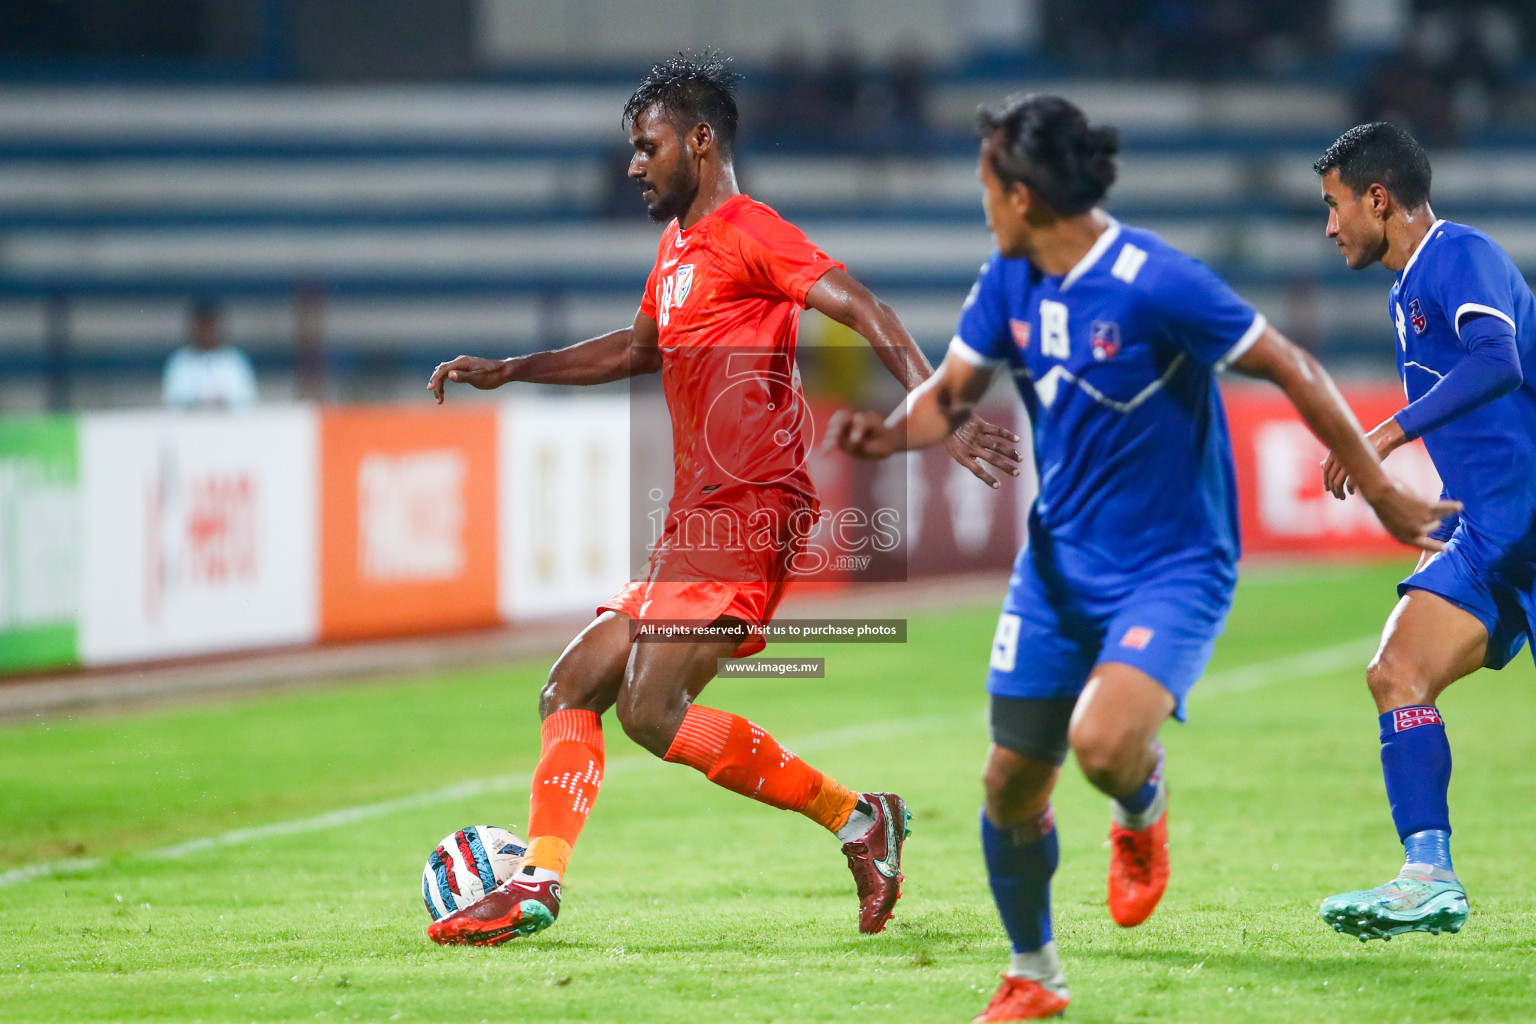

{"left": 497, "top": 395, "right": 633, "bottom": 620}
{"left": 78, "top": 407, "right": 319, "bottom": 664}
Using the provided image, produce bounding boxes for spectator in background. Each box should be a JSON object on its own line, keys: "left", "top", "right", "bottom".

{"left": 1427, "top": 5, "right": 1521, "bottom": 135}
{"left": 1359, "top": 42, "right": 1458, "bottom": 146}
{"left": 889, "top": 45, "right": 930, "bottom": 144}
{"left": 162, "top": 299, "right": 257, "bottom": 410}
{"left": 762, "top": 44, "right": 826, "bottom": 141}
{"left": 1358, "top": 4, "right": 1524, "bottom": 147}
{"left": 753, "top": 44, "right": 930, "bottom": 153}
{"left": 820, "top": 42, "right": 866, "bottom": 141}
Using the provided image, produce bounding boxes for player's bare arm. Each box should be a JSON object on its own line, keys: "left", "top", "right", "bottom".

{"left": 806, "top": 268, "right": 1021, "bottom": 486}
{"left": 825, "top": 348, "right": 995, "bottom": 460}
{"left": 428, "top": 311, "right": 661, "bottom": 403}
{"left": 1230, "top": 323, "right": 1458, "bottom": 550}
{"left": 1320, "top": 415, "right": 1406, "bottom": 498}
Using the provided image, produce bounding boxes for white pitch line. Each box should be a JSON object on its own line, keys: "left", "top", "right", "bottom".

{"left": 0, "top": 634, "right": 1379, "bottom": 890}
{"left": 1195, "top": 634, "right": 1376, "bottom": 700}
{"left": 0, "top": 712, "right": 976, "bottom": 889}
{"left": 148, "top": 711, "right": 976, "bottom": 863}
{"left": 0, "top": 857, "right": 105, "bottom": 888}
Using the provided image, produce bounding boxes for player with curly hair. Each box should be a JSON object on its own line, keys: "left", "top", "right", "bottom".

{"left": 1315, "top": 122, "right": 1536, "bottom": 942}
{"left": 423, "top": 52, "right": 1021, "bottom": 947}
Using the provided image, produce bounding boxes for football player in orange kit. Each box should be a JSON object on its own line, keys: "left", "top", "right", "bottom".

{"left": 424, "top": 52, "right": 1021, "bottom": 946}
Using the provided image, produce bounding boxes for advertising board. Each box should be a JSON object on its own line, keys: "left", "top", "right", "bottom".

{"left": 1225, "top": 384, "right": 1442, "bottom": 558}
{"left": 78, "top": 408, "right": 319, "bottom": 664}
{"left": 320, "top": 406, "right": 499, "bottom": 640}
{"left": 0, "top": 417, "right": 80, "bottom": 672}
{"left": 497, "top": 396, "right": 632, "bottom": 620}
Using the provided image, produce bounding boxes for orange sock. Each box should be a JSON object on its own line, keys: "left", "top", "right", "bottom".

{"left": 663, "top": 704, "right": 859, "bottom": 833}
{"left": 524, "top": 708, "right": 604, "bottom": 876}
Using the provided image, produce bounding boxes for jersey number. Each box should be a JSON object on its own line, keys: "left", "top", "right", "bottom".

{"left": 657, "top": 264, "right": 695, "bottom": 327}
{"left": 1040, "top": 300, "right": 1071, "bottom": 359}
{"left": 990, "top": 612, "right": 1021, "bottom": 673}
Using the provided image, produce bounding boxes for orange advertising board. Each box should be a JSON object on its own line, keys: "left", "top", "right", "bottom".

{"left": 319, "top": 406, "right": 499, "bottom": 640}
{"left": 1224, "top": 383, "right": 1443, "bottom": 558}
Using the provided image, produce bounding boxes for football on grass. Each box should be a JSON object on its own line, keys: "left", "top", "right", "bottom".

{"left": 422, "top": 826, "right": 528, "bottom": 920}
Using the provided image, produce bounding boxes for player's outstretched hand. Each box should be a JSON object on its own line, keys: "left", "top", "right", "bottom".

{"left": 1361, "top": 479, "right": 1461, "bottom": 553}
{"left": 825, "top": 409, "right": 898, "bottom": 460}
{"left": 1320, "top": 450, "right": 1351, "bottom": 500}
{"left": 1321, "top": 418, "right": 1405, "bottom": 499}
{"left": 945, "top": 416, "right": 1023, "bottom": 490}
{"left": 428, "top": 355, "right": 511, "bottom": 404}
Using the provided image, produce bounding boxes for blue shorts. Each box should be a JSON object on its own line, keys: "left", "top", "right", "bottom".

{"left": 1400, "top": 523, "right": 1536, "bottom": 670}
{"left": 985, "top": 543, "right": 1235, "bottom": 722}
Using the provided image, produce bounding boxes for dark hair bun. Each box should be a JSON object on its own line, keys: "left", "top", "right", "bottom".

{"left": 978, "top": 94, "right": 1118, "bottom": 214}
{"left": 1075, "top": 124, "right": 1119, "bottom": 201}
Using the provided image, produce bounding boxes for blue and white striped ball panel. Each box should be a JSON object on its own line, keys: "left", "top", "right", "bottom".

{"left": 421, "top": 825, "right": 528, "bottom": 920}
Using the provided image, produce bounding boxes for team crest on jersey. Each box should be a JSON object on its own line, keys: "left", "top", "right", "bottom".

{"left": 1409, "top": 298, "right": 1427, "bottom": 334}
{"left": 1090, "top": 321, "right": 1121, "bottom": 361}
{"left": 1009, "top": 318, "right": 1031, "bottom": 350}
{"left": 673, "top": 264, "right": 695, "bottom": 306}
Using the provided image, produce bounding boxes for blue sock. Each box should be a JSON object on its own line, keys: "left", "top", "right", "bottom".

{"left": 1379, "top": 706, "right": 1453, "bottom": 871}
{"left": 1403, "top": 829, "right": 1454, "bottom": 875}
{"left": 1115, "top": 742, "right": 1165, "bottom": 817}
{"left": 981, "top": 806, "right": 1057, "bottom": 953}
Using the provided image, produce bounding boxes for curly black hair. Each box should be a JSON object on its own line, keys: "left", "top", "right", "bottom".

{"left": 623, "top": 51, "right": 742, "bottom": 155}
{"left": 1314, "top": 122, "right": 1432, "bottom": 209}
{"left": 978, "top": 94, "right": 1118, "bottom": 216}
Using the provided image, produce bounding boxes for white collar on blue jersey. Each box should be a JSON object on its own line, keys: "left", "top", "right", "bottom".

{"left": 1059, "top": 215, "right": 1122, "bottom": 292}
{"left": 1399, "top": 218, "right": 1446, "bottom": 279}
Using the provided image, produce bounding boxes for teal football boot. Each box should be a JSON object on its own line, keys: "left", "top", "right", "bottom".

{"left": 1320, "top": 874, "right": 1469, "bottom": 941}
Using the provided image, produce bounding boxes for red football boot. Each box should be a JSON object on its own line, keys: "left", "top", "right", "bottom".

{"left": 840, "top": 792, "right": 911, "bottom": 934}
{"left": 1108, "top": 809, "right": 1169, "bottom": 927}
{"left": 972, "top": 975, "right": 1070, "bottom": 1022}
{"left": 427, "top": 873, "right": 561, "bottom": 946}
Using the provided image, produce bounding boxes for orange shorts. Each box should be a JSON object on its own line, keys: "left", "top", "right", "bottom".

{"left": 600, "top": 577, "right": 791, "bottom": 658}
{"left": 599, "top": 495, "right": 806, "bottom": 658}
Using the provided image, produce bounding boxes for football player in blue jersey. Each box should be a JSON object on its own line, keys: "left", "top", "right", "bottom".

{"left": 828, "top": 95, "right": 1454, "bottom": 1021}
{"left": 1313, "top": 122, "right": 1536, "bottom": 942}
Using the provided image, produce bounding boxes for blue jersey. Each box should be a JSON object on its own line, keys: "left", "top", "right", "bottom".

{"left": 1390, "top": 220, "right": 1536, "bottom": 549}
{"left": 951, "top": 218, "right": 1264, "bottom": 585}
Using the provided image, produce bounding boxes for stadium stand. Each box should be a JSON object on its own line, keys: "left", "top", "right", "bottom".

{"left": 1, "top": 1, "right": 1534, "bottom": 412}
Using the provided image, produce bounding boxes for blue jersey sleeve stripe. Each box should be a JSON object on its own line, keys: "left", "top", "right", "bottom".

{"left": 1452, "top": 302, "right": 1517, "bottom": 337}
{"left": 949, "top": 335, "right": 1004, "bottom": 369}
{"left": 1213, "top": 312, "right": 1267, "bottom": 371}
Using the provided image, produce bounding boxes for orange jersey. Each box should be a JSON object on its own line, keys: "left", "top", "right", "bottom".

{"left": 639, "top": 193, "right": 842, "bottom": 520}
{"left": 606, "top": 195, "right": 842, "bottom": 652}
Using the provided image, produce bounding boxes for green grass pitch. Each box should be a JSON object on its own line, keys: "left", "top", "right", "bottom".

{"left": 2, "top": 560, "right": 1534, "bottom": 1023}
